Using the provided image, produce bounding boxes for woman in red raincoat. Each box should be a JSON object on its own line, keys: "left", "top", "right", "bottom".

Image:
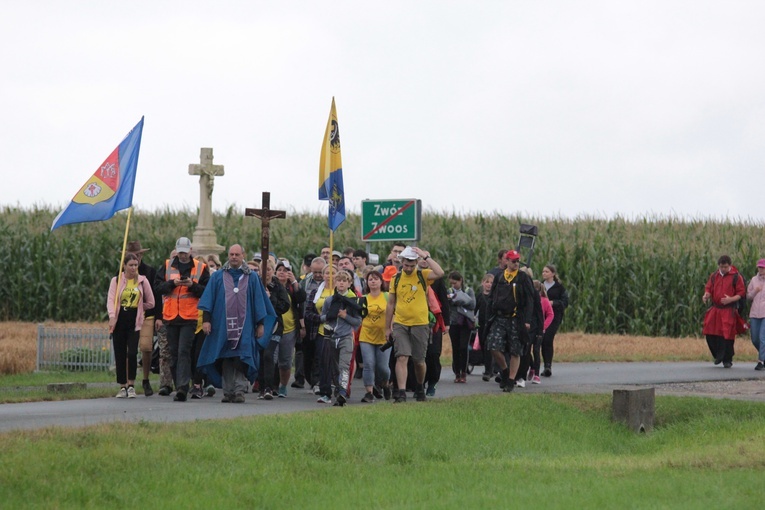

{"left": 702, "top": 255, "right": 746, "bottom": 368}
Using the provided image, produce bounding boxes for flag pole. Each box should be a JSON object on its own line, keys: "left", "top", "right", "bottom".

{"left": 328, "top": 228, "right": 334, "bottom": 290}
{"left": 112, "top": 207, "right": 134, "bottom": 314}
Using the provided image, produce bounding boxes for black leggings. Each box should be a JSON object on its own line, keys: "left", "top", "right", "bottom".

{"left": 113, "top": 309, "right": 139, "bottom": 385}
{"left": 449, "top": 324, "right": 471, "bottom": 377}
{"left": 542, "top": 318, "right": 562, "bottom": 368}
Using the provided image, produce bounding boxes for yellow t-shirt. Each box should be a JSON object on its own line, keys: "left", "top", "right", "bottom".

{"left": 360, "top": 292, "right": 387, "bottom": 345}
{"left": 316, "top": 286, "right": 333, "bottom": 336}
{"left": 282, "top": 294, "right": 296, "bottom": 334}
{"left": 390, "top": 268, "right": 432, "bottom": 326}
{"left": 120, "top": 278, "right": 140, "bottom": 309}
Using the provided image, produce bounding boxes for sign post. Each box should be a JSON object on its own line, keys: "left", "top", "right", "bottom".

{"left": 361, "top": 199, "right": 422, "bottom": 243}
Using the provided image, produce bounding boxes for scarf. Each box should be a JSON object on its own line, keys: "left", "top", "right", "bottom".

{"left": 223, "top": 266, "right": 249, "bottom": 350}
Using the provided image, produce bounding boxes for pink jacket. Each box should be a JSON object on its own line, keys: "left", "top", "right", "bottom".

{"left": 107, "top": 274, "right": 155, "bottom": 331}
{"left": 747, "top": 274, "right": 765, "bottom": 319}
{"left": 541, "top": 297, "right": 554, "bottom": 331}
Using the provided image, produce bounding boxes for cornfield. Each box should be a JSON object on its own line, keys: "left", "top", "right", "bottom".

{"left": 2, "top": 205, "right": 764, "bottom": 337}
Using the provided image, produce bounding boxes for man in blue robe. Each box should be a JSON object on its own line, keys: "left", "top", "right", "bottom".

{"left": 198, "top": 244, "right": 276, "bottom": 403}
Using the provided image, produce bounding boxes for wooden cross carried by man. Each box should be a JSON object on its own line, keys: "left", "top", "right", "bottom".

{"left": 245, "top": 192, "right": 286, "bottom": 274}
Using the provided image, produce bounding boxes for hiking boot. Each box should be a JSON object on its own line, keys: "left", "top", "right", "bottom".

{"left": 361, "top": 392, "right": 375, "bottom": 403}
{"left": 205, "top": 385, "right": 216, "bottom": 397}
{"left": 173, "top": 390, "right": 187, "bottom": 402}
{"left": 426, "top": 383, "right": 436, "bottom": 397}
{"left": 383, "top": 385, "right": 392, "bottom": 401}
{"left": 277, "top": 385, "right": 288, "bottom": 398}
{"left": 233, "top": 392, "right": 245, "bottom": 403}
{"left": 158, "top": 386, "right": 173, "bottom": 396}
{"left": 263, "top": 388, "right": 274, "bottom": 400}
{"left": 317, "top": 395, "right": 331, "bottom": 404}
{"left": 756, "top": 362, "right": 764, "bottom": 371}
{"left": 291, "top": 380, "right": 305, "bottom": 389}
{"left": 127, "top": 386, "right": 137, "bottom": 398}
{"left": 115, "top": 387, "right": 128, "bottom": 398}
{"left": 141, "top": 379, "right": 153, "bottom": 397}
{"left": 415, "top": 390, "right": 427, "bottom": 402}
{"left": 532, "top": 375, "right": 541, "bottom": 384}
{"left": 190, "top": 386, "right": 203, "bottom": 399}
{"left": 221, "top": 394, "right": 232, "bottom": 403}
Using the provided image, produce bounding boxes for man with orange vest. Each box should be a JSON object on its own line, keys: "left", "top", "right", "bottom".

{"left": 154, "top": 237, "right": 210, "bottom": 402}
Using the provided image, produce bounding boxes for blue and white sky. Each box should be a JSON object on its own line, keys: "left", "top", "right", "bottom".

{"left": 2, "top": 1, "right": 764, "bottom": 220}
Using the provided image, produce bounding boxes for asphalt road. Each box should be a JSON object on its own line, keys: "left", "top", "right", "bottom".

{"left": 2, "top": 361, "right": 764, "bottom": 433}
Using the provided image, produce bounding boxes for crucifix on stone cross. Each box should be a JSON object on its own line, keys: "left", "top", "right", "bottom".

{"left": 245, "top": 192, "right": 286, "bottom": 275}
{"left": 188, "top": 148, "right": 225, "bottom": 255}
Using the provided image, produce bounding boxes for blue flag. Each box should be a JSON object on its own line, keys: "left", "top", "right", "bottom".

{"left": 51, "top": 117, "right": 144, "bottom": 231}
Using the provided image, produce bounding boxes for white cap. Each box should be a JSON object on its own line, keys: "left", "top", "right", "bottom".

{"left": 175, "top": 237, "right": 192, "bottom": 254}
{"left": 399, "top": 246, "right": 419, "bottom": 260}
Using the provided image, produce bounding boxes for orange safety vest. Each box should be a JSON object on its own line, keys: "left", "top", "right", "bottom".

{"left": 162, "top": 258, "right": 205, "bottom": 321}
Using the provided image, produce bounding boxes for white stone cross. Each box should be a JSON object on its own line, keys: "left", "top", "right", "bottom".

{"left": 188, "top": 148, "right": 224, "bottom": 255}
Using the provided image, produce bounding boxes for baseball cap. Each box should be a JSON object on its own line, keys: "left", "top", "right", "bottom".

{"left": 505, "top": 250, "right": 521, "bottom": 261}
{"left": 757, "top": 259, "right": 765, "bottom": 268}
{"left": 252, "top": 253, "right": 263, "bottom": 261}
{"left": 175, "top": 237, "right": 192, "bottom": 254}
{"left": 399, "top": 246, "right": 419, "bottom": 260}
{"left": 382, "top": 265, "right": 399, "bottom": 282}
{"left": 276, "top": 260, "right": 292, "bottom": 271}
{"left": 331, "top": 250, "right": 343, "bottom": 259}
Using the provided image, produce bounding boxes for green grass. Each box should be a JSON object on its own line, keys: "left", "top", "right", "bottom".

{"left": 0, "top": 371, "right": 137, "bottom": 403}
{"left": 1, "top": 394, "right": 763, "bottom": 508}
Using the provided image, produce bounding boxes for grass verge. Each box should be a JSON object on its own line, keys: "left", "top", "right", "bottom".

{"left": 1, "top": 394, "right": 763, "bottom": 508}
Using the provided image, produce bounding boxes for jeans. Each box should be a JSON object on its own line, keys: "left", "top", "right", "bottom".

{"left": 360, "top": 341, "right": 391, "bottom": 388}
{"left": 750, "top": 317, "right": 765, "bottom": 362}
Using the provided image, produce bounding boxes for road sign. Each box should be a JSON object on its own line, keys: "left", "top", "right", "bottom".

{"left": 361, "top": 199, "right": 421, "bottom": 242}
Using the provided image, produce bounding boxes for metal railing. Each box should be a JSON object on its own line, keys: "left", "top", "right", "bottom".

{"left": 36, "top": 324, "right": 115, "bottom": 372}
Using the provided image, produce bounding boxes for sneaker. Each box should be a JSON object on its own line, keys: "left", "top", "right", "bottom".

{"left": 756, "top": 362, "right": 764, "bottom": 371}
{"left": 527, "top": 369, "right": 535, "bottom": 380}
{"left": 291, "top": 380, "right": 305, "bottom": 389}
{"left": 482, "top": 373, "right": 491, "bottom": 382}
{"left": 158, "top": 385, "right": 172, "bottom": 396}
{"left": 383, "top": 386, "right": 392, "bottom": 401}
{"left": 426, "top": 383, "right": 436, "bottom": 397}
{"left": 515, "top": 379, "right": 526, "bottom": 388}
{"left": 454, "top": 376, "right": 461, "bottom": 383}
{"left": 317, "top": 395, "right": 331, "bottom": 404}
{"left": 532, "top": 375, "right": 541, "bottom": 384}
{"left": 393, "top": 390, "right": 407, "bottom": 404}
{"left": 542, "top": 367, "right": 552, "bottom": 377}
{"left": 142, "top": 379, "right": 154, "bottom": 397}
{"left": 361, "top": 392, "right": 375, "bottom": 403}
{"left": 263, "top": 388, "right": 274, "bottom": 400}
{"left": 173, "top": 390, "right": 187, "bottom": 402}
{"left": 205, "top": 385, "right": 216, "bottom": 397}
{"left": 415, "top": 390, "right": 427, "bottom": 402}
{"left": 277, "top": 385, "right": 287, "bottom": 398}
{"left": 312, "top": 385, "right": 321, "bottom": 395}
{"left": 723, "top": 362, "right": 733, "bottom": 368}
{"left": 127, "top": 386, "right": 136, "bottom": 398}
{"left": 334, "top": 394, "right": 347, "bottom": 406}
{"left": 190, "top": 386, "right": 203, "bottom": 399}
{"left": 233, "top": 392, "right": 245, "bottom": 403}
{"left": 372, "top": 386, "right": 383, "bottom": 399}
{"left": 115, "top": 387, "right": 128, "bottom": 398}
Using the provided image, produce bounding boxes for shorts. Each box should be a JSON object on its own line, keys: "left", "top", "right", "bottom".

{"left": 392, "top": 323, "right": 430, "bottom": 363}
{"left": 486, "top": 316, "right": 525, "bottom": 357}
{"left": 139, "top": 317, "right": 155, "bottom": 353}
{"left": 277, "top": 330, "right": 297, "bottom": 370}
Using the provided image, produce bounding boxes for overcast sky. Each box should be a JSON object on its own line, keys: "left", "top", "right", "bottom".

{"left": 2, "top": 1, "right": 764, "bottom": 222}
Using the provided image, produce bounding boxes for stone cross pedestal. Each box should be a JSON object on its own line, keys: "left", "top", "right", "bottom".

{"left": 245, "top": 192, "right": 286, "bottom": 274}
{"left": 188, "top": 148, "right": 224, "bottom": 256}
{"left": 612, "top": 387, "right": 655, "bottom": 433}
